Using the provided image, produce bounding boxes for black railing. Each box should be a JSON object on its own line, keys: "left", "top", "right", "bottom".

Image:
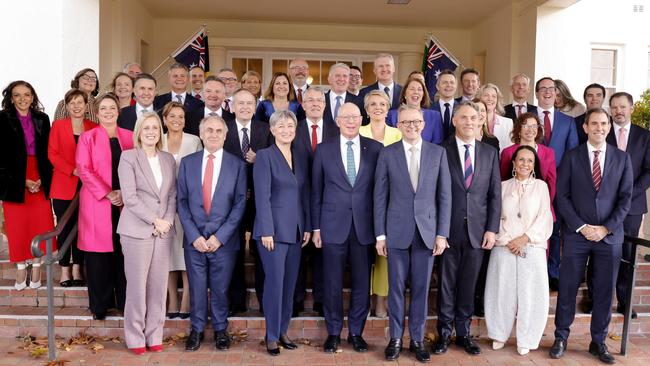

{"left": 620, "top": 234, "right": 650, "bottom": 355}
{"left": 30, "top": 195, "right": 79, "bottom": 361}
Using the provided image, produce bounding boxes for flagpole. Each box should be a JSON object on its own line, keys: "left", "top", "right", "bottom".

{"left": 150, "top": 24, "right": 207, "bottom": 75}
{"left": 426, "top": 32, "right": 463, "bottom": 69}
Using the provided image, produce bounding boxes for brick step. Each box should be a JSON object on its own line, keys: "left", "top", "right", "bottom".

{"left": 0, "top": 305, "right": 649, "bottom": 340}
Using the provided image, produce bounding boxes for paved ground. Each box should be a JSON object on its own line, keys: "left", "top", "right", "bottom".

{"left": 1, "top": 334, "right": 649, "bottom": 366}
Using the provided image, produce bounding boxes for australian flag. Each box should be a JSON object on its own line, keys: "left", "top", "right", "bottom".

{"left": 422, "top": 36, "right": 458, "bottom": 99}
{"left": 173, "top": 28, "right": 210, "bottom": 72}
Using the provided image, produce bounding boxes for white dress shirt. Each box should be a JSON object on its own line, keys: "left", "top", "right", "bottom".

{"left": 236, "top": 119, "right": 252, "bottom": 151}
{"left": 438, "top": 98, "right": 456, "bottom": 116}
{"left": 587, "top": 141, "right": 606, "bottom": 177}
{"left": 538, "top": 106, "right": 556, "bottom": 130}
{"left": 306, "top": 118, "right": 324, "bottom": 143}
{"left": 512, "top": 101, "right": 528, "bottom": 115}
{"left": 172, "top": 91, "right": 187, "bottom": 105}
{"left": 613, "top": 122, "right": 631, "bottom": 150}
{"left": 340, "top": 134, "right": 361, "bottom": 175}
{"left": 136, "top": 102, "right": 153, "bottom": 119}
{"left": 378, "top": 81, "right": 394, "bottom": 103}
{"left": 329, "top": 91, "right": 347, "bottom": 120}
{"left": 402, "top": 138, "right": 423, "bottom": 173}
{"left": 455, "top": 136, "right": 475, "bottom": 169}
{"left": 201, "top": 148, "right": 223, "bottom": 200}
{"left": 205, "top": 106, "right": 223, "bottom": 117}
{"left": 294, "top": 84, "right": 308, "bottom": 97}
{"left": 147, "top": 155, "right": 163, "bottom": 189}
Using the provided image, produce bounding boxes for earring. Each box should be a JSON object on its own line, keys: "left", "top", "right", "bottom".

{"left": 512, "top": 168, "right": 516, "bottom": 177}
{"left": 531, "top": 171, "right": 536, "bottom": 179}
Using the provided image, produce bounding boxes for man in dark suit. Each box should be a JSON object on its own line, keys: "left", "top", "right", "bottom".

{"left": 177, "top": 115, "right": 247, "bottom": 352}
{"left": 504, "top": 73, "right": 538, "bottom": 121}
{"left": 224, "top": 89, "right": 273, "bottom": 315}
{"left": 550, "top": 108, "right": 633, "bottom": 364}
{"left": 434, "top": 101, "right": 501, "bottom": 356}
{"left": 289, "top": 58, "right": 310, "bottom": 104}
{"left": 185, "top": 77, "right": 234, "bottom": 137}
{"left": 323, "top": 63, "right": 361, "bottom": 127}
{"left": 535, "top": 77, "right": 579, "bottom": 290}
{"left": 358, "top": 53, "right": 403, "bottom": 111}
{"left": 431, "top": 70, "right": 458, "bottom": 140}
{"left": 375, "top": 105, "right": 452, "bottom": 362}
{"left": 153, "top": 62, "right": 204, "bottom": 115}
{"left": 575, "top": 84, "right": 608, "bottom": 144}
{"left": 311, "top": 102, "right": 382, "bottom": 354}
{"left": 292, "top": 87, "right": 338, "bottom": 316}
{"left": 117, "top": 73, "right": 157, "bottom": 131}
{"left": 455, "top": 68, "right": 480, "bottom": 103}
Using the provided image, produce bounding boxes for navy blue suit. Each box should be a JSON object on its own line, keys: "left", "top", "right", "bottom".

{"left": 438, "top": 138, "right": 501, "bottom": 338}
{"left": 387, "top": 108, "right": 444, "bottom": 144}
{"left": 253, "top": 144, "right": 311, "bottom": 342}
{"left": 542, "top": 109, "right": 579, "bottom": 281}
{"left": 374, "top": 140, "right": 452, "bottom": 342}
{"left": 359, "top": 82, "right": 403, "bottom": 124}
{"left": 117, "top": 105, "right": 138, "bottom": 131}
{"left": 503, "top": 103, "right": 538, "bottom": 122}
{"left": 294, "top": 118, "right": 340, "bottom": 162}
{"left": 185, "top": 108, "right": 235, "bottom": 137}
{"left": 176, "top": 149, "right": 247, "bottom": 333}
{"left": 555, "top": 143, "right": 633, "bottom": 344}
{"left": 311, "top": 135, "right": 382, "bottom": 336}
{"left": 153, "top": 92, "right": 204, "bottom": 115}
{"left": 323, "top": 91, "right": 362, "bottom": 127}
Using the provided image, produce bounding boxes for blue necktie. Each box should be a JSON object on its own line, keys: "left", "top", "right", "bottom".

{"left": 346, "top": 141, "right": 356, "bottom": 186}
{"left": 176, "top": 94, "right": 183, "bottom": 104}
{"left": 334, "top": 95, "right": 342, "bottom": 120}
{"left": 464, "top": 144, "right": 474, "bottom": 188}
{"left": 384, "top": 86, "right": 391, "bottom": 106}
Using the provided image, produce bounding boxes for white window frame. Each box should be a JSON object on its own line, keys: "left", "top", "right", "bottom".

{"left": 590, "top": 44, "right": 624, "bottom": 94}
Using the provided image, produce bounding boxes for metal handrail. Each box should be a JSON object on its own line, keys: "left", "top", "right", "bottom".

{"left": 30, "top": 194, "right": 79, "bottom": 361}
{"left": 620, "top": 234, "right": 650, "bottom": 355}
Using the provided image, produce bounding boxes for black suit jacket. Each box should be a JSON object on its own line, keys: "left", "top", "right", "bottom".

{"left": 224, "top": 119, "right": 273, "bottom": 230}
{"left": 185, "top": 108, "right": 235, "bottom": 137}
{"left": 153, "top": 92, "right": 204, "bottom": 114}
{"left": 0, "top": 109, "right": 53, "bottom": 201}
{"left": 294, "top": 118, "right": 340, "bottom": 164}
{"left": 606, "top": 124, "right": 650, "bottom": 215}
{"left": 432, "top": 99, "right": 457, "bottom": 140}
{"left": 323, "top": 91, "right": 362, "bottom": 127}
{"left": 503, "top": 103, "right": 538, "bottom": 122}
{"left": 358, "top": 82, "right": 403, "bottom": 124}
{"left": 117, "top": 105, "right": 138, "bottom": 131}
{"left": 443, "top": 137, "right": 501, "bottom": 248}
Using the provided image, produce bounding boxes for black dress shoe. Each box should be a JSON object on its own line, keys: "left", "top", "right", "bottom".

{"left": 266, "top": 338, "right": 280, "bottom": 356}
{"left": 214, "top": 330, "right": 231, "bottom": 350}
{"left": 179, "top": 312, "right": 190, "bottom": 319}
{"left": 60, "top": 279, "right": 74, "bottom": 287}
{"left": 432, "top": 336, "right": 451, "bottom": 354}
{"left": 384, "top": 338, "right": 402, "bottom": 361}
{"left": 617, "top": 304, "right": 638, "bottom": 319}
{"left": 323, "top": 335, "right": 341, "bottom": 353}
{"left": 167, "top": 312, "right": 180, "bottom": 319}
{"left": 92, "top": 311, "right": 106, "bottom": 320}
{"left": 549, "top": 338, "right": 566, "bottom": 359}
{"left": 279, "top": 334, "right": 298, "bottom": 350}
{"left": 549, "top": 277, "right": 560, "bottom": 292}
{"left": 185, "top": 330, "right": 204, "bottom": 351}
{"left": 409, "top": 340, "right": 430, "bottom": 363}
{"left": 589, "top": 341, "right": 615, "bottom": 364}
{"left": 71, "top": 279, "right": 85, "bottom": 287}
{"left": 347, "top": 334, "right": 368, "bottom": 352}
{"left": 455, "top": 336, "right": 481, "bottom": 355}
{"left": 313, "top": 302, "right": 324, "bottom": 317}
{"left": 581, "top": 298, "right": 593, "bottom": 314}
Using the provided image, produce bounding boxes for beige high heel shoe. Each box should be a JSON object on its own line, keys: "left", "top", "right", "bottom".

{"left": 29, "top": 262, "right": 41, "bottom": 289}
{"left": 14, "top": 263, "right": 27, "bottom": 291}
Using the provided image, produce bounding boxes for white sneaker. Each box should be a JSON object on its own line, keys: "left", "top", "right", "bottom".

{"left": 492, "top": 341, "right": 505, "bottom": 350}
{"left": 517, "top": 347, "right": 529, "bottom": 355}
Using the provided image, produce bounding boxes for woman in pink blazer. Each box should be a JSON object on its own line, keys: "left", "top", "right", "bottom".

{"left": 500, "top": 112, "right": 557, "bottom": 220}
{"left": 117, "top": 112, "right": 176, "bottom": 355}
{"left": 76, "top": 94, "right": 133, "bottom": 320}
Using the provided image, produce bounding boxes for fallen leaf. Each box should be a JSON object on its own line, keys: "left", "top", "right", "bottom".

{"left": 609, "top": 334, "right": 622, "bottom": 341}
{"left": 89, "top": 343, "right": 104, "bottom": 353}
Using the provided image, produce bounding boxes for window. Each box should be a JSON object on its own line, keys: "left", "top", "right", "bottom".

{"left": 647, "top": 51, "right": 650, "bottom": 89}
{"left": 232, "top": 57, "right": 262, "bottom": 81}
{"left": 590, "top": 48, "right": 618, "bottom": 97}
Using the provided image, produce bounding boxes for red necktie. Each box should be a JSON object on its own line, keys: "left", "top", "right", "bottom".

{"left": 592, "top": 150, "right": 602, "bottom": 192}
{"left": 543, "top": 111, "right": 552, "bottom": 144}
{"left": 202, "top": 154, "right": 215, "bottom": 214}
{"left": 195, "top": 93, "right": 202, "bottom": 100}
{"left": 311, "top": 124, "right": 318, "bottom": 152}
{"left": 516, "top": 104, "right": 523, "bottom": 117}
{"left": 297, "top": 88, "right": 303, "bottom": 104}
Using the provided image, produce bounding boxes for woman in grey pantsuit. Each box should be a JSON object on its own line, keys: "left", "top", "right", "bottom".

{"left": 485, "top": 145, "right": 553, "bottom": 356}
{"left": 117, "top": 112, "right": 177, "bottom": 355}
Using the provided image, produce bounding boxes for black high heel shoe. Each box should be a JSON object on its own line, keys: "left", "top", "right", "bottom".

{"left": 266, "top": 337, "right": 280, "bottom": 356}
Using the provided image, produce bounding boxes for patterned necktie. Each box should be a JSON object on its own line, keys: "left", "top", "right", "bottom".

{"left": 297, "top": 88, "right": 303, "bottom": 104}
{"left": 543, "top": 111, "right": 552, "bottom": 144}
{"left": 241, "top": 127, "right": 250, "bottom": 157}
{"left": 618, "top": 127, "right": 627, "bottom": 151}
{"left": 202, "top": 154, "right": 215, "bottom": 214}
{"left": 592, "top": 150, "right": 602, "bottom": 192}
{"left": 517, "top": 104, "right": 524, "bottom": 117}
{"left": 346, "top": 141, "right": 356, "bottom": 186}
{"left": 311, "top": 124, "right": 318, "bottom": 152}
{"left": 443, "top": 103, "right": 451, "bottom": 133}
{"left": 209, "top": 112, "right": 218, "bottom": 117}
{"left": 384, "top": 86, "right": 391, "bottom": 106}
{"left": 176, "top": 94, "right": 183, "bottom": 104}
{"left": 409, "top": 146, "right": 419, "bottom": 192}
{"left": 224, "top": 99, "right": 230, "bottom": 113}
{"left": 334, "top": 96, "right": 342, "bottom": 120}
{"left": 464, "top": 144, "right": 473, "bottom": 189}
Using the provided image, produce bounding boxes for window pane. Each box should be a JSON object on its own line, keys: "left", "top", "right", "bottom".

{"left": 591, "top": 68, "right": 614, "bottom": 86}
{"left": 591, "top": 49, "right": 615, "bottom": 68}
{"left": 362, "top": 62, "right": 375, "bottom": 86}
{"left": 321, "top": 61, "right": 336, "bottom": 85}
{"left": 232, "top": 58, "right": 247, "bottom": 79}
{"left": 249, "top": 58, "right": 263, "bottom": 77}
{"left": 307, "top": 60, "right": 321, "bottom": 86}
{"left": 272, "top": 59, "right": 289, "bottom": 75}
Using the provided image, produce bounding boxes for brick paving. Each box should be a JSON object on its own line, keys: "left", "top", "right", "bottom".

{"left": 0, "top": 334, "right": 649, "bottom": 366}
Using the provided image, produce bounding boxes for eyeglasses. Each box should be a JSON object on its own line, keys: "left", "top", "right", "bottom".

{"left": 349, "top": 75, "right": 361, "bottom": 80}
{"left": 80, "top": 74, "right": 97, "bottom": 82}
{"left": 398, "top": 119, "right": 423, "bottom": 127}
{"left": 303, "top": 98, "right": 325, "bottom": 104}
{"left": 337, "top": 114, "right": 362, "bottom": 121}
{"left": 290, "top": 66, "right": 308, "bottom": 71}
{"left": 521, "top": 124, "right": 540, "bottom": 130}
{"left": 219, "top": 77, "right": 238, "bottom": 83}
{"left": 537, "top": 87, "right": 556, "bottom": 93}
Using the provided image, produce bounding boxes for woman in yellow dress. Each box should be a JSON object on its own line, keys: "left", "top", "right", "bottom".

{"left": 359, "top": 90, "right": 401, "bottom": 317}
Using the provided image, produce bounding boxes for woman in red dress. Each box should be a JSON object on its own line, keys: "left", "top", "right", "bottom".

{"left": 0, "top": 80, "right": 56, "bottom": 290}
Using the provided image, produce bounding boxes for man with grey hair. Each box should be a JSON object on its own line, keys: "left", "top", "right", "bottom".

{"left": 123, "top": 62, "right": 143, "bottom": 79}
{"left": 217, "top": 68, "right": 239, "bottom": 113}
{"left": 177, "top": 115, "right": 247, "bottom": 352}
{"left": 289, "top": 58, "right": 310, "bottom": 103}
{"left": 504, "top": 73, "right": 538, "bottom": 120}
{"left": 154, "top": 62, "right": 204, "bottom": 114}
{"left": 186, "top": 76, "right": 234, "bottom": 136}
{"left": 323, "top": 63, "right": 361, "bottom": 127}
{"left": 358, "top": 53, "right": 403, "bottom": 108}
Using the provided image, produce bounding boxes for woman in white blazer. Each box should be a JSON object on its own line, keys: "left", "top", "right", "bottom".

{"left": 476, "top": 83, "right": 514, "bottom": 152}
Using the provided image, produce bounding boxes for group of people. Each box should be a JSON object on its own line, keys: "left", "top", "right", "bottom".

{"left": 0, "top": 52, "right": 648, "bottom": 365}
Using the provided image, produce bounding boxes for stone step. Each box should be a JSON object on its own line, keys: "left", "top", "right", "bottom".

{"left": 0, "top": 305, "right": 649, "bottom": 340}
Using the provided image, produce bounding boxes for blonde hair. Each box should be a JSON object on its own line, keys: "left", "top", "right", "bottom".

{"left": 132, "top": 112, "right": 163, "bottom": 150}
{"left": 476, "top": 83, "right": 505, "bottom": 116}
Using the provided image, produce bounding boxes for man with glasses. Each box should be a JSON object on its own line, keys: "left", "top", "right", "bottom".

{"left": 348, "top": 66, "right": 363, "bottom": 96}
{"left": 375, "top": 105, "right": 452, "bottom": 362}
{"left": 311, "top": 102, "right": 382, "bottom": 354}
{"left": 289, "top": 58, "right": 310, "bottom": 103}
{"left": 535, "top": 77, "right": 578, "bottom": 291}
{"left": 154, "top": 62, "right": 204, "bottom": 114}
{"left": 217, "top": 68, "right": 239, "bottom": 113}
